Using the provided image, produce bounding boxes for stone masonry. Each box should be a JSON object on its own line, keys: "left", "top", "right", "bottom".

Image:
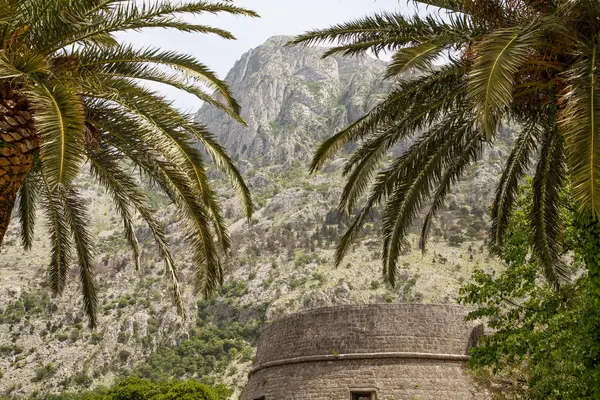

{"left": 243, "top": 304, "right": 487, "bottom": 400}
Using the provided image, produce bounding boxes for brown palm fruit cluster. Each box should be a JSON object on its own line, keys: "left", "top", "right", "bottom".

{"left": 0, "top": 85, "right": 37, "bottom": 244}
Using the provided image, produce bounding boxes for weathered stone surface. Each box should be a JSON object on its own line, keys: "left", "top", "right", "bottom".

{"left": 195, "top": 35, "right": 391, "bottom": 167}
{"left": 244, "top": 304, "right": 488, "bottom": 400}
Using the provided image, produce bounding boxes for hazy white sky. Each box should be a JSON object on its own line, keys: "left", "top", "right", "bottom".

{"left": 120, "top": 0, "right": 415, "bottom": 111}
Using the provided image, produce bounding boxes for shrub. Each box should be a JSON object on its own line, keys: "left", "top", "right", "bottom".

{"left": 32, "top": 363, "right": 57, "bottom": 382}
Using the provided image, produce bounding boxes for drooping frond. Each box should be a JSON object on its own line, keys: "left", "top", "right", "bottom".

{"left": 188, "top": 125, "right": 254, "bottom": 219}
{"left": 86, "top": 143, "right": 185, "bottom": 316}
{"left": 27, "top": 80, "right": 86, "bottom": 187}
{"left": 87, "top": 102, "right": 222, "bottom": 298}
{"left": 86, "top": 82, "right": 232, "bottom": 251}
{"left": 420, "top": 135, "right": 482, "bottom": 251}
{"left": 338, "top": 64, "right": 469, "bottom": 214}
{"left": 311, "top": 60, "right": 469, "bottom": 173}
{"left": 531, "top": 130, "right": 568, "bottom": 287}
{"left": 75, "top": 45, "right": 243, "bottom": 120}
{"left": 17, "top": 164, "right": 40, "bottom": 250}
{"left": 60, "top": 185, "right": 98, "bottom": 328}
{"left": 40, "top": 173, "right": 72, "bottom": 296}
{"left": 334, "top": 111, "right": 476, "bottom": 282}
{"left": 560, "top": 41, "right": 600, "bottom": 218}
{"left": 381, "top": 116, "right": 477, "bottom": 284}
{"left": 87, "top": 147, "right": 141, "bottom": 270}
{"left": 489, "top": 121, "right": 540, "bottom": 251}
{"left": 38, "top": 1, "right": 258, "bottom": 54}
{"left": 291, "top": 12, "right": 484, "bottom": 58}
{"left": 469, "top": 21, "right": 541, "bottom": 139}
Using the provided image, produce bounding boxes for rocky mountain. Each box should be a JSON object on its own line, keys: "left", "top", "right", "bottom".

{"left": 0, "top": 36, "right": 507, "bottom": 398}
{"left": 196, "top": 35, "right": 389, "bottom": 166}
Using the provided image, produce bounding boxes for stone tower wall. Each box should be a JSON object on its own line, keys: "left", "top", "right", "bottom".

{"left": 244, "top": 304, "right": 486, "bottom": 400}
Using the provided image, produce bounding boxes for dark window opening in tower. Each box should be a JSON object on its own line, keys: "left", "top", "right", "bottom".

{"left": 351, "top": 391, "right": 375, "bottom": 400}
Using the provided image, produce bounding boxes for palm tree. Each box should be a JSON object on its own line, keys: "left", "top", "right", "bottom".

{"left": 291, "top": 0, "right": 600, "bottom": 289}
{"left": 0, "top": 0, "right": 257, "bottom": 327}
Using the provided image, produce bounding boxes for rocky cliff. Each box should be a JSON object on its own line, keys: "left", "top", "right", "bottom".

{"left": 196, "top": 35, "right": 389, "bottom": 166}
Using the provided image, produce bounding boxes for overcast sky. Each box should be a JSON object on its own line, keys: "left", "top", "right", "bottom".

{"left": 120, "top": 0, "right": 416, "bottom": 111}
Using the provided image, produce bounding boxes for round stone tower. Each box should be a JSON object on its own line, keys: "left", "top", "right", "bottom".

{"left": 243, "top": 304, "right": 486, "bottom": 400}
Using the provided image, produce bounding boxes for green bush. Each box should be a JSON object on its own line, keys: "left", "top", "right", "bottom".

{"left": 130, "top": 300, "right": 265, "bottom": 382}
{"left": 32, "top": 363, "right": 57, "bottom": 382}
{"left": 44, "top": 378, "right": 230, "bottom": 400}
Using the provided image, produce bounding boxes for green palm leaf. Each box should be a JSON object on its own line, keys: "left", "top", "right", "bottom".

{"left": 531, "top": 130, "right": 568, "bottom": 286}
{"left": 28, "top": 81, "right": 86, "bottom": 187}
{"left": 489, "top": 121, "right": 540, "bottom": 251}
{"left": 560, "top": 41, "right": 600, "bottom": 218}
{"left": 469, "top": 22, "right": 541, "bottom": 139}
{"left": 384, "top": 41, "right": 445, "bottom": 78}
{"left": 40, "top": 173, "right": 72, "bottom": 296}
{"left": 60, "top": 185, "right": 98, "bottom": 328}
{"left": 17, "top": 164, "right": 40, "bottom": 250}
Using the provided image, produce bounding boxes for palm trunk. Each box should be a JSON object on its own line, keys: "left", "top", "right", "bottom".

{"left": 0, "top": 87, "right": 37, "bottom": 248}
{"left": 0, "top": 148, "right": 34, "bottom": 247}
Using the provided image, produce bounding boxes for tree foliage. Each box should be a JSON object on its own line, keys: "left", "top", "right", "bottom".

{"left": 459, "top": 182, "right": 600, "bottom": 399}
{"left": 40, "top": 377, "right": 231, "bottom": 400}
{"left": 0, "top": 0, "right": 258, "bottom": 327}
{"left": 291, "top": 0, "right": 600, "bottom": 288}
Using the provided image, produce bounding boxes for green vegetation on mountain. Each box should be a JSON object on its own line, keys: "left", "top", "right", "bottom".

{"left": 128, "top": 294, "right": 265, "bottom": 384}
{"left": 0, "top": 0, "right": 257, "bottom": 327}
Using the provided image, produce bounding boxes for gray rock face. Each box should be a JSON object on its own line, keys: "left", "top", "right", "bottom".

{"left": 195, "top": 35, "right": 389, "bottom": 166}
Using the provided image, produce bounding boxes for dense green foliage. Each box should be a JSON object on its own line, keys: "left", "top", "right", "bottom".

{"left": 292, "top": 0, "right": 600, "bottom": 290}
{"left": 130, "top": 293, "right": 265, "bottom": 383}
{"left": 24, "top": 377, "right": 231, "bottom": 400}
{"left": 0, "top": 0, "right": 257, "bottom": 327}
{"left": 460, "top": 183, "right": 600, "bottom": 399}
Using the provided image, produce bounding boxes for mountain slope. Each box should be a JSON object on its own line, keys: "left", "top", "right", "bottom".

{"left": 0, "top": 36, "right": 505, "bottom": 398}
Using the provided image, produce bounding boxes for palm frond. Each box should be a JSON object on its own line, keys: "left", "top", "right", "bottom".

{"left": 41, "top": 1, "right": 257, "bottom": 54}
{"left": 292, "top": 12, "right": 484, "bottom": 58}
{"left": 40, "top": 173, "right": 72, "bottom": 296}
{"left": 531, "top": 130, "right": 568, "bottom": 287}
{"left": 76, "top": 45, "right": 242, "bottom": 118}
{"left": 469, "top": 22, "right": 541, "bottom": 139}
{"left": 560, "top": 41, "right": 600, "bottom": 218}
{"left": 489, "top": 121, "right": 540, "bottom": 251}
{"left": 311, "top": 60, "right": 469, "bottom": 173}
{"left": 27, "top": 80, "right": 85, "bottom": 188}
{"left": 186, "top": 124, "right": 254, "bottom": 219}
{"left": 60, "top": 185, "right": 98, "bottom": 328}
{"left": 88, "top": 103, "right": 222, "bottom": 298}
{"left": 420, "top": 135, "right": 482, "bottom": 251}
{"left": 86, "top": 143, "right": 185, "bottom": 316}
{"left": 381, "top": 116, "right": 476, "bottom": 284}
{"left": 0, "top": 50, "right": 48, "bottom": 79}
{"left": 93, "top": 65, "right": 241, "bottom": 122}
{"left": 17, "top": 165, "right": 40, "bottom": 250}
{"left": 87, "top": 148, "right": 141, "bottom": 270}
{"left": 384, "top": 40, "right": 445, "bottom": 78}
{"left": 335, "top": 112, "right": 475, "bottom": 278}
